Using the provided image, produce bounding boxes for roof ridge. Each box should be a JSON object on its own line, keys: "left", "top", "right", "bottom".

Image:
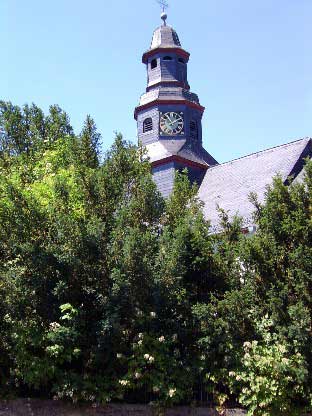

{"left": 209, "top": 137, "right": 311, "bottom": 169}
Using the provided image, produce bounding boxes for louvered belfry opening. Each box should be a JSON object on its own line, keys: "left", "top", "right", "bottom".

{"left": 143, "top": 117, "right": 153, "bottom": 133}
{"left": 190, "top": 120, "right": 198, "bottom": 140}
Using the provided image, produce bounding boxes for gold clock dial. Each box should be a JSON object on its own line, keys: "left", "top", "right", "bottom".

{"left": 160, "top": 112, "right": 184, "bottom": 135}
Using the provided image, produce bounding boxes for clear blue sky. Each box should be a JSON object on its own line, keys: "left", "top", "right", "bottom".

{"left": 1, "top": 0, "right": 311, "bottom": 162}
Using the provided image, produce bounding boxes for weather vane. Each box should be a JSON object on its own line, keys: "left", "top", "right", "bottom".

{"left": 157, "top": 0, "right": 169, "bottom": 12}
{"left": 156, "top": 0, "right": 169, "bottom": 25}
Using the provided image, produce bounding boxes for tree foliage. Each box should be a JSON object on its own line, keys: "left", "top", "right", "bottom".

{"left": 0, "top": 101, "right": 311, "bottom": 414}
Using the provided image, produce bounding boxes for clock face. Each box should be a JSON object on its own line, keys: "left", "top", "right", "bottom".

{"left": 160, "top": 112, "right": 184, "bottom": 135}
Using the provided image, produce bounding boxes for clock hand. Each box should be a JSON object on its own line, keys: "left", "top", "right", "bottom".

{"left": 169, "top": 120, "right": 178, "bottom": 126}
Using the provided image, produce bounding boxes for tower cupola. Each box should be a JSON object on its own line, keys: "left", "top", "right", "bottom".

{"left": 150, "top": 24, "right": 181, "bottom": 49}
{"left": 142, "top": 22, "right": 190, "bottom": 91}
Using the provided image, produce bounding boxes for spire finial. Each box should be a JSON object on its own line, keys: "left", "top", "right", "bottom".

{"left": 157, "top": 0, "right": 169, "bottom": 25}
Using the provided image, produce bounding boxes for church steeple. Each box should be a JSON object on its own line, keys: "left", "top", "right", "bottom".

{"left": 134, "top": 12, "right": 218, "bottom": 197}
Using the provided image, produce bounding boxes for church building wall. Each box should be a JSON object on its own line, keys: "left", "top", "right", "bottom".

{"left": 152, "top": 162, "right": 176, "bottom": 198}
{"left": 152, "top": 161, "right": 207, "bottom": 199}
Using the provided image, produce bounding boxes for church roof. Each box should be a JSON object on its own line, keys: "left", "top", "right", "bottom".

{"left": 142, "top": 23, "right": 190, "bottom": 64}
{"left": 150, "top": 25, "right": 182, "bottom": 50}
{"left": 138, "top": 87, "right": 200, "bottom": 107}
{"left": 198, "top": 137, "right": 312, "bottom": 232}
{"left": 146, "top": 139, "right": 218, "bottom": 167}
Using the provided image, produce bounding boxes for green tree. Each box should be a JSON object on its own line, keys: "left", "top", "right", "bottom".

{"left": 78, "top": 115, "right": 101, "bottom": 168}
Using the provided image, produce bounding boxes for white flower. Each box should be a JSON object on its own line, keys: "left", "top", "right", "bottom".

{"left": 200, "top": 354, "right": 206, "bottom": 361}
{"left": 153, "top": 386, "right": 160, "bottom": 393}
{"left": 150, "top": 311, "right": 156, "bottom": 318}
{"left": 172, "top": 334, "right": 178, "bottom": 342}
{"left": 138, "top": 333, "right": 144, "bottom": 339}
{"left": 168, "top": 388, "right": 176, "bottom": 398}
{"left": 278, "top": 344, "right": 287, "bottom": 354}
{"left": 243, "top": 341, "right": 251, "bottom": 349}
{"left": 144, "top": 354, "right": 150, "bottom": 360}
{"left": 236, "top": 257, "right": 246, "bottom": 277}
{"left": 49, "top": 322, "right": 61, "bottom": 332}
{"left": 116, "top": 353, "right": 123, "bottom": 359}
{"left": 134, "top": 372, "right": 141, "bottom": 379}
{"left": 148, "top": 356, "right": 155, "bottom": 363}
{"left": 229, "top": 371, "right": 235, "bottom": 377}
{"left": 158, "top": 336, "right": 165, "bottom": 343}
{"left": 119, "top": 379, "right": 129, "bottom": 386}
{"left": 138, "top": 340, "right": 143, "bottom": 346}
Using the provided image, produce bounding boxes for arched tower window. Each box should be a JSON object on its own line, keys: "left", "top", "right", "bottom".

{"left": 143, "top": 117, "right": 153, "bottom": 133}
{"left": 178, "top": 58, "right": 185, "bottom": 64}
{"left": 163, "top": 56, "right": 173, "bottom": 61}
{"left": 190, "top": 120, "right": 198, "bottom": 140}
{"left": 151, "top": 59, "right": 157, "bottom": 69}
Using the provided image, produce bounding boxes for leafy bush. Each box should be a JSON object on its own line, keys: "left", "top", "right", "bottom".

{"left": 229, "top": 316, "right": 311, "bottom": 415}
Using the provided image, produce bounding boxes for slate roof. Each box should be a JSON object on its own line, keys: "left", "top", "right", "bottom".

{"left": 198, "top": 138, "right": 312, "bottom": 232}
{"left": 139, "top": 87, "right": 200, "bottom": 107}
{"left": 150, "top": 25, "right": 182, "bottom": 50}
{"left": 293, "top": 166, "right": 306, "bottom": 184}
{"left": 146, "top": 139, "right": 218, "bottom": 167}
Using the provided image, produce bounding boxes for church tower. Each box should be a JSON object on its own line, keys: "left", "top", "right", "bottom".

{"left": 134, "top": 11, "right": 218, "bottom": 197}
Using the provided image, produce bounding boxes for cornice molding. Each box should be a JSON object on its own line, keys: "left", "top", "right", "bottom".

{"left": 142, "top": 47, "right": 190, "bottom": 64}
{"left": 134, "top": 99, "right": 205, "bottom": 120}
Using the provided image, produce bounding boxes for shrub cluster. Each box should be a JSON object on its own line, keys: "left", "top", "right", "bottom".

{"left": 0, "top": 102, "right": 311, "bottom": 415}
